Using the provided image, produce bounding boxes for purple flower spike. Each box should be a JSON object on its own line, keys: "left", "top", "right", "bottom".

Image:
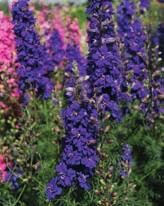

{"left": 48, "top": 29, "right": 65, "bottom": 68}
{"left": 12, "top": 0, "right": 54, "bottom": 103}
{"left": 46, "top": 100, "right": 99, "bottom": 201}
{"left": 87, "top": 0, "right": 128, "bottom": 121}
{"left": 117, "top": 0, "right": 149, "bottom": 112}
{"left": 46, "top": 16, "right": 99, "bottom": 199}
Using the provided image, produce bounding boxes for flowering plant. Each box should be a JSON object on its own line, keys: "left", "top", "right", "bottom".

{"left": 0, "top": 11, "right": 21, "bottom": 120}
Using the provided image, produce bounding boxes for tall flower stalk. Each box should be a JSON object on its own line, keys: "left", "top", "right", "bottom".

{"left": 87, "top": 0, "right": 126, "bottom": 122}
{"left": 46, "top": 46, "right": 99, "bottom": 201}
{"left": 117, "top": 0, "right": 149, "bottom": 112}
{"left": 12, "top": 0, "right": 54, "bottom": 104}
{"left": 46, "top": 99, "right": 99, "bottom": 200}
{"left": 46, "top": 11, "right": 98, "bottom": 199}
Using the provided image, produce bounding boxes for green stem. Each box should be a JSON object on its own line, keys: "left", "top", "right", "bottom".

{"left": 12, "top": 184, "right": 26, "bottom": 206}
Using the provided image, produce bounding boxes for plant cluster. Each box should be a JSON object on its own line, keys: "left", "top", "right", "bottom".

{"left": 0, "top": 0, "right": 163, "bottom": 206}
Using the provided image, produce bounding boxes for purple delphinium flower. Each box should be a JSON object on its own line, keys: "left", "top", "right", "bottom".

{"left": 77, "top": 172, "right": 91, "bottom": 190}
{"left": 117, "top": 0, "right": 149, "bottom": 112}
{"left": 46, "top": 100, "right": 99, "bottom": 201}
{"left": 117, "top": 0, "right": 135, "bottom": 41}
{"left": 140, "top": 0, "right": 151, "bottom": 12}
{"left": 46, "top": 30, "right": 98, "bottom": 200}
{"left": 64, "top": 43, "right": 87, "bottom": 103}
{"left": 87, "top": 0, "right": 127, "bottom": 122}
{"left": 12, "top": 0, "right": 54, "bottom": 104}
{"left": 48, "top": 29, "right": 65, "bottom": 69}
{"left": 120, "top": 144, "right": 132, "bottom": 178}
{"left": 46, "top": 177, "right": 62, "bottom": 200}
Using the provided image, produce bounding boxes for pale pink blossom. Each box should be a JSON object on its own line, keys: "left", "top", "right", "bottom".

{"left": 66, "top": 17, "right": 81, "bottom": 48}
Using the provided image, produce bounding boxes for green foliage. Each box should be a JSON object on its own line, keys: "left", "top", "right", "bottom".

{"left": 0, "top": 2, "right": 9, "bottom": 15}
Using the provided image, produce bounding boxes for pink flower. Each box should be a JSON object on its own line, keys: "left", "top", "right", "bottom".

{"left": 0, "top": 11, "right": 21, "bottom": 119}
{"left": 0, "top": 12, "right": 15, "bottom": 65}
{"left": 66, "top": 17, "right": 82, "bottom": 50}
{"left": 7, "top": 78, "right": 16, "bottom": 85}
{"left": 0, "top": 162, "right": 6, "bottom": 171}
{"left": 0, "top": 154, "right": 8, "bottom": 183}
{"left": 53, "top": 8, "right": 65, "bottom": 46}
